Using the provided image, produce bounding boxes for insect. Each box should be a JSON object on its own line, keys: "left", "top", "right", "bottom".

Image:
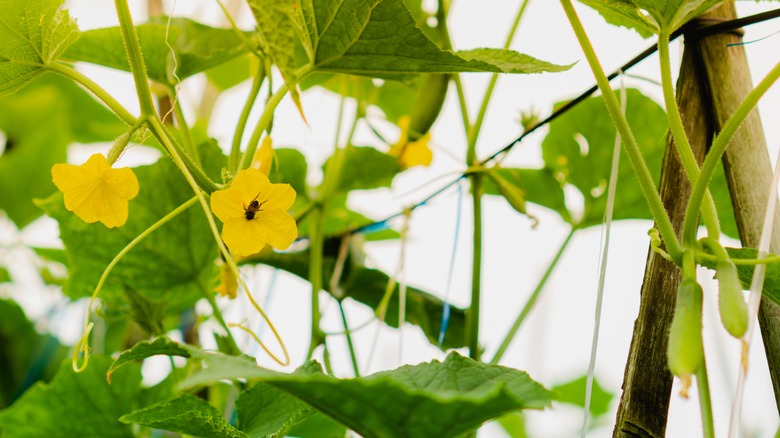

{"left": 243, "top": 192, "right": 266, "bottom": 220}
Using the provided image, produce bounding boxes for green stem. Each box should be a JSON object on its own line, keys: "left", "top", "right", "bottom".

{"left": 307, "top": 206, "right": 325, "bottom": 359}
{"left": 338, "top": 300, "right": 361, "bottom": 377}
{"left": 201, "top": 280, "right": 241, "bottom": 355}
{"left": 696, "top": 361, "right": 715, "bottom": 438}
{"left": 468, "top": 0, "right": 530, "bottom": 156}
{"left": 560, "top": 0, "right": 682, "bottom": 263}
{"left": 238, "top": 83, "right": 290, "bottom": 171}
{"left": 657, "top": 32, "right": 720, "bottom": 242}
{"left": 695, "top": 250, "right": 780, "bottom": 266}
{"left": 148, "top": 120, "right": 220, "bottom": 192}
{"left": 114, "top": 0, "right": 156, "bottom": 116}
{"left": 436, "top": 0, "right": 471, "bottom": 135}
{"left": 683, "top": 60, "right": 780, "bottom": 245}
{"left": 490, "top": 228, "right": 575, "bottom": 364}
{"left": 229, "top": 67, "right": 266, "bottom": 173}
{"left": 169, "top": 86, "right": 200, "bottom": 165}
{"left": 467, "top": 173, "right": 484, "bottom": 361}
{"left": 48, "top": 63, "right": 136, "bottom": 125}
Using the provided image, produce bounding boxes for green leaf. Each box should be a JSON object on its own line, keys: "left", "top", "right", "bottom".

{"left": 36, "top": 142, "right": 222, "bottom": 311}
{"left": 120, "top": 394, "right": 246, "bottom": 438}
{"left": 456, "top": 49, "right": 574, "bottom": 74}
{"left": 107, "top": 337, "right": 190, "bottom": 382}
{"left": 206, "top": 54, "right": 259, "bottom": 91}
{"left": 236, "top": 364, "right": 323, "bottom": 438}
{"left": 495, "top": 412, "right": 528, "bottom": 438}
{"left": 700, "top": 248, "right": 780, "bottom": 306}
{"left": 0, "top": 300, "right": 65, "bottom": 409}
{"left": 286, "top": 413, "right": 348, "bottom": 438}
{"left": 0, "top": 267, "right": 9, "bottom": 283}
{"left": 64, "top": 18, "right": 248, "bottom": 85}
{"left": 541, "top": 88, "right": 667, "bottom": 228}
{"left": 324, "top": 146, "right": 401, "bottom": 194}
{"left": 578, "top": 0, "right": 721, "bottom": 35}
{"left": 0, "top": 0, "right": 79, "bottom": 94}
{"left": 306, "top": 0, "right": 570, "bottom": 77}
{"left": 551, "top": 375, "right": 614, "bottom": 418}
{"left": 0, "top": 74, "right": 126, "bottom": 228}
{"left": 482, "top": 167, "right": 570, "bottom": 223}
{"left": 0, "top": 356, "right": 140, "bottom": 438}
{"left": 253, "top": 250, "right": 466, "bottom": 349}
{"left": 180, "top": 349, "right": 553, "bottom": 438}
{"left": 247, "top": 1, "right": 298, "bottom": 78}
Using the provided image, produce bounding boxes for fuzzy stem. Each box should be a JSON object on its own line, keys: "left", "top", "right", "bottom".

{"left": 657, "top": 32, "right": 720, "bottom": 242}
{"left": 47, "top": 63, "right": 136, "bottom": 125}
{"left": 338, "top": 300, "right": 361, "bottom": 377}
{"left": 114, "top": 0, "right": 156, "bottom": 116}
{"left": 229, "top": 67, "right": 265, "bottom": 173}
{"left": 307, "top": 206, "right": 325, "bottom": 359}
{"left": 696, "top": 361, "right": 715, "bottom": 438}
{"left": 238, "top": 83, "right": 290, "bottom": 171}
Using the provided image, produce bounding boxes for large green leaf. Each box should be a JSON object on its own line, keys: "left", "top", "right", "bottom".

{"left": 296, "top": 0, "right": 570, "bottom": 77}
{"left": 235, "top": 366, "right": 321, "bottom": 438}
{"left": 551, "top": 375, "right": 613, "bottom": 418}
{"left": 253, "top": 249, "right": 466, "bottom": 349}
{"left": 36, "top": 143, "right": 223, "bottom": 310}
{"left": 268, "top": 148, "right": 309, "bottom": 200}
{"left": 0, "top": 0, "right": 79, "bottom": 94}
{"left": 482, "top": 167, "right": 571, "bottom": 223}
{"left": 0, "top": 74, "right": 126, "bottom": 228}
{"left": 323, "top": 146, "right": 401, "bottom": 194}
{"left": 120, "top": 394, "right": 246, "bottom": 438}
{"left": 578, "top": 0, "right": 721, "bottom": 35}
{"left": 0, "top": 356, "right": 140, "bottom": 438}
{"left": 108, "top": 337, "right": 190, "bottom": 381}
{"left": 0, "top": 300, "right": 65, "bottom": 409}
{"left": 247, "top": 0, "right": 297, "bottom": 79}
{"left": 64, "top": 18, "right": 248, "bottom": 85}
{"left": 180, "top": 348, "right": 552, "bottom": 438}
{"left": 541, "top": 88, "right": 667, "bottom": 228}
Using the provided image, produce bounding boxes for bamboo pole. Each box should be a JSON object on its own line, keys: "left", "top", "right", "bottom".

{"left": 693, "top": 1, "right": 780, "bottom": 410}
{"left": 612, "top": 40, "right": 713, "bottom": 437}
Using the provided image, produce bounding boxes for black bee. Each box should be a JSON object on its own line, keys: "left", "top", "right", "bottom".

{"left": 243, "top": 192, "right": 265, "bottom": 220}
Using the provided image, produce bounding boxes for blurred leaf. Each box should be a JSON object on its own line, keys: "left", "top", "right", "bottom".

{"left": 577, "top": 0, "right": 656, "bottom": 36}
{"left": 456, "top": 49, "right": 574, "bottom": 73}
{"left": 269, "top": 148, "right": 309, "bottom": 200}
{"left": 483, "top": 167, "right": 570, "bottom": 223}
{"left": 64, "top": 18, "right": 248, "bottom": 85}
{"left": 0, "top": 0, "right": 79, "bottom": 94}
{"left": 542, "top": 88, "right": 666, "bottom": 228}
{"left": 323, "top": 146, "right": 400, "bottom": 194}
{"left": 0, "top": 356, "right": 140, "bottom": 438}
{"left": 0, "top": 300, "right": 65, "bottom": 409}
{"left": 0, "top": 267, "right": 9, "bottom": 283}
{"left": 120, "top": 394, "right": 245, "bottom": 438}
{"left": 0, "top": 74, "right": 126, "bottom": 228}
{"left": 180, "top": 348, "right": 552, "bottom": 438}
{"left": 578, "top": 0, "right": 721, "bottom": 35}
{"left": 495, "top": 412, "right": 527, "bottom": 438}
{"left": 699, "top": 248, "right": 780, "bottom": 306}
{"left": 206, "top": 54, "right": 259, "bottom": 91}
{"left": 709, "top": 162, "right": 740, "bottom": 240}
{"left": 36, "top": 142, "right": 223, "bottom": 311}
{"left": 551, "top": 375, "right": 613, "bottom": 418}
{"left": 108, "top": 337, "right": 190, "bottom": 382}
{"left": 251, "top": 250, "right": 467, "bottom": 349}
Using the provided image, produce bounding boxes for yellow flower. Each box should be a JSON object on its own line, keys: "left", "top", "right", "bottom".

{"left": 388, "top": 116, "right": 433, "bottom": 168}
{"left": 214, "top": 262, "right": 238, "bottom": 299}
{"left": 51, "top": 153, "right": 139, "bottom": 228}
{"left": 251, "top": 136, "right": 274, "bottom": 176}
{"left": 211, "top": 168, "right": 297, "bottom": 257}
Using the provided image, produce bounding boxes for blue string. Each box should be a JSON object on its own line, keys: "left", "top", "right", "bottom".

{"left": 727, "top": 29, "right": 780, "bottom": 47}
{"left": 438, "top": 181, "right": 463, "bottom": 347}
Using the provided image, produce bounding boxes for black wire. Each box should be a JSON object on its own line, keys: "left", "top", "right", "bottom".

{"left": 347, "top": 8, "right": 780, "bottom": 236}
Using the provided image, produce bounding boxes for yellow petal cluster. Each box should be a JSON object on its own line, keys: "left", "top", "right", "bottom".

{"left": 51, "top": 153, "right": 139, "bottom": 228}
{"left": 251, "top": 135, "right": 274, "bottom": 176}
{"left": 211, "top": 168, "right": 297, "bottom": 257}
{"left": 214, "top": 262, "right": 238, "bottom": 299}
{"left": 388, "top": 116, "right": 433, "bottom": 168}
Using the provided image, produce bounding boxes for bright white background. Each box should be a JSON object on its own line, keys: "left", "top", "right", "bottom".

{"left": 1, "top": 1, "right": 780, "bottom": 437}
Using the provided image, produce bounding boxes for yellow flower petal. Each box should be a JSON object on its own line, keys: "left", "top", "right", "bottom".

{"left": 215, "top": 262, "right": 238, "bottom": 299}
{"left": 232, "top": 167, "right": 271, "bottom": 202}
{"left": 210, "top": 189, "right": 245, "bottom": 223}
{"left": 399, "top": 133, "right": 433, "bottom": 168}
{"left": 251, "top": 136, "right": 274, "bottom": 176}
{"left": 221, "top": 217, "right": 268, "bottom": 257}
{"left": 51, "top": 153, "right": 139, "bottom": 228}
{"left": 265, "top": 183, "right": 296, "bottom": 211}
{"left": 254, "top": 208, "right": 298, "bottom": 250}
